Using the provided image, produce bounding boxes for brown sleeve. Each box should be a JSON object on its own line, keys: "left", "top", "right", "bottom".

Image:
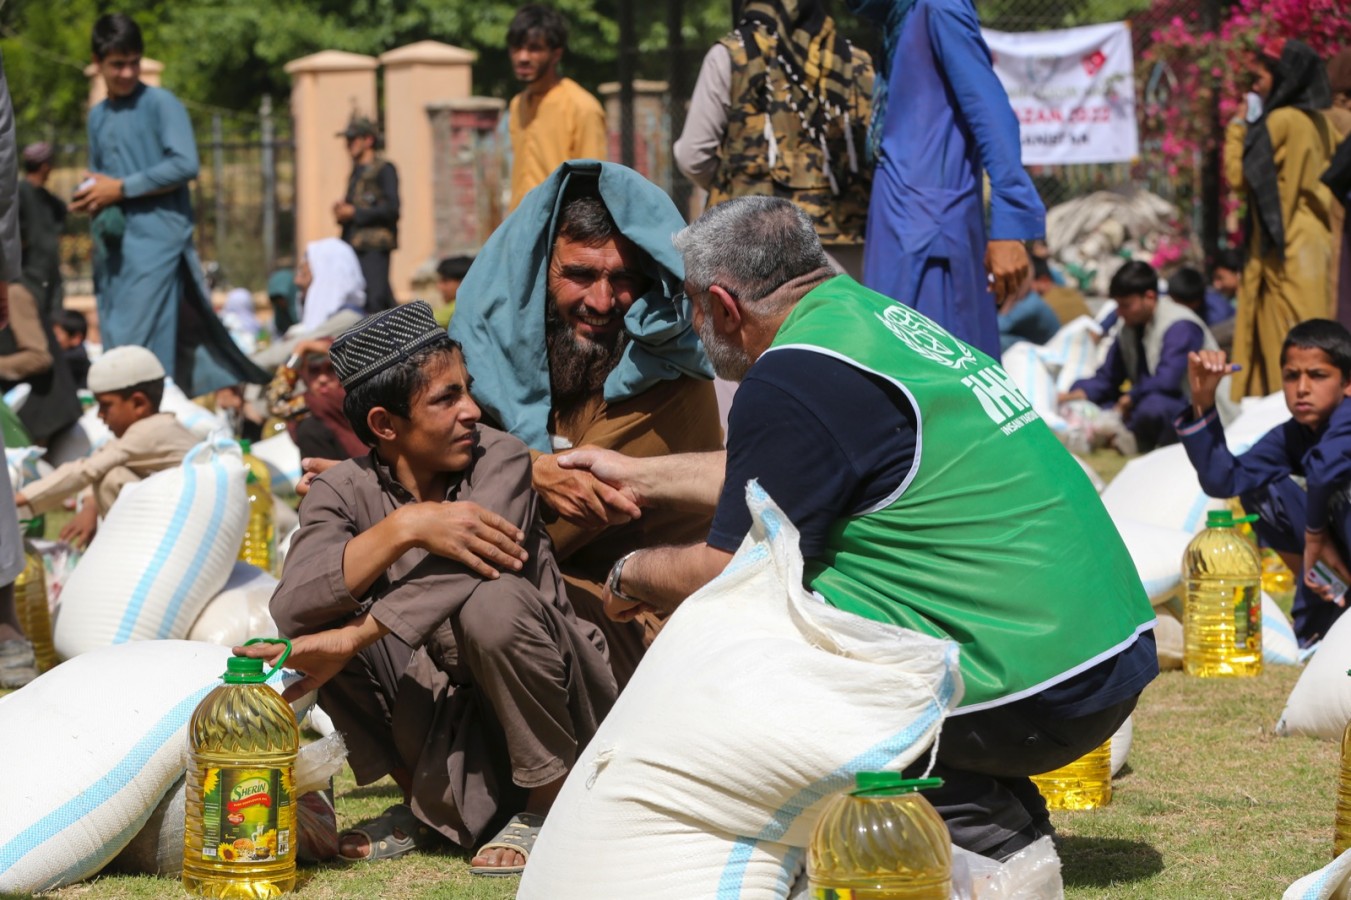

{"left": 0, "top": 283, "right": 52, "bottom": 381}
{"left": 546, "top": 377, "right": 723, "bottom": 560}
{"left": 270, "top": 474, "right": 366, "bottom": 637}
{"left": 366, "top": 430, "right": 545, "bottom": 646}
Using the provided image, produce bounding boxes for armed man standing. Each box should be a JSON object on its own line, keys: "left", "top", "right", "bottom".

{"left": 335, "top": 116, "right": 400, "bottom": 313}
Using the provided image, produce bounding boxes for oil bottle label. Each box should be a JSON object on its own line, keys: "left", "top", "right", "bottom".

{"left": 811, "top": 890, "right": 854, "bottom": 899}
{"left": 200, "top": 766, "right": 293, "bottom": 863}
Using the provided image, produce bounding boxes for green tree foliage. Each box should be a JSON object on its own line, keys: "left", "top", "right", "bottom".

{"left": 0, "top": 0, "right": 748, "bottom": 134}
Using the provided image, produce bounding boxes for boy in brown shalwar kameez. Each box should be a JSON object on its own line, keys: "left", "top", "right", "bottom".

{"left": 235, "top": 301, "right": 616, "bottom": 876}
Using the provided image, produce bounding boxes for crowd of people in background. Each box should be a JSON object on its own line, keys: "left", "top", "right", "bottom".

{"left": 4, "top": 0, "right": 1351, "bottom": 886}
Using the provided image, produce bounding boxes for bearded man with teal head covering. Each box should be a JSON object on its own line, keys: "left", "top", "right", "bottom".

{"left": 450, "top": 160, "right": 722, "bottom": 689}
{"left": 847, "top": 0, "right": 1044, "bottom": 358}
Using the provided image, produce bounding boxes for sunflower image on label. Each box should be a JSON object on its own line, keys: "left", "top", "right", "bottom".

{"left": 200, "top": 766, "right": 294, "bottom": 863}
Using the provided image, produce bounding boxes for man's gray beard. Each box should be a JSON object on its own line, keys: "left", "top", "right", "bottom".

{"left": 545, "top": 296, "right": 630, "bottom": 407}
{"left": 697, "top": 305, "right": 753, "bottom": 382}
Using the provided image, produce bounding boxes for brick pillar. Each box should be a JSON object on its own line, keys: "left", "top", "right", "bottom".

{"left": 599, "top": 80, "right": 670, "bottom": 188}
{"left": 379, "top": 41, "right": 477, "bottom": 302}
{"left": 85, "top": 57, "right": 163, "bottom": 110}
{"left": 283, "top": 50, "right": 378, "bottom": 262}
{"left": 428, "top": 98, "right": 508, "bottom": 257}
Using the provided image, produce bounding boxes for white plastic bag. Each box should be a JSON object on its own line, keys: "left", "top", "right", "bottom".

{"left": 519, "top": 483, "right": 962, "bottom": 900}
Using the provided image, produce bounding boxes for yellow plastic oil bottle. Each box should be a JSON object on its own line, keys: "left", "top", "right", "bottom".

{"left": 807, "top": 774, "right": 951, "bottom": 899}
{"left": 1334, "top": 670, "right": 1351, "bottom": 858}
{"left": 236, "top": 440, "right": 276, "bottom": 575}
{"left": 183, "top": 638, "right": 298, "bottom": 898}
{"left": 1030, "top": 739, "right": 1112, "bottom": 810}
{"left": 13, "top": 517, "right": 56, "bottom": 673}
{"left": 1183, "top": 509, "right": 1262, "bottom": 677}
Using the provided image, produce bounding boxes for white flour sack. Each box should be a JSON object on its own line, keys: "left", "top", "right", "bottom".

{"left": 54, "top": 439, "right": 247, "bottom": 660}
{"left": 518, "top": 483, "right": 962, "bottom": 900}
{"left": 186, "top": 562, "right": 279, "bottom": 648}
{"left": 0, "top": 642, "right": 232, "bottom": 892}
{"left": 1100, "top": 443, "right": 1224, "bottom": 535}
{"left": 250, "top": 431, "right": 302, "bottom": 497}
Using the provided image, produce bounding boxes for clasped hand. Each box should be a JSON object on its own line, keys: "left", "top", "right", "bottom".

{"left": 533, "top": 449, "right": 642, "bottom": 528}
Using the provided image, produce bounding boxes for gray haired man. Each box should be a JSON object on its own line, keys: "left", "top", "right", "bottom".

{"left": 562, "top": 196, "right": 1157, "bottom": 860}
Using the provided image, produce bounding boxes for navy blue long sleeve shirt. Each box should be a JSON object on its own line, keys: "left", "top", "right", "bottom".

{"left": 1176, "top": 396, "right": 1351, "bottom": 530}
{"left": 1072, "top": 321, "right": 1204, "bottom": 406}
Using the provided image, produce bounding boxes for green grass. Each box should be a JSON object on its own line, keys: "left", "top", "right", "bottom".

{"left": 10, "top": 449, "right": 1341, "bottom": 897}
{"left": 12, "top": 666, "right": 1337, "bottom": 898}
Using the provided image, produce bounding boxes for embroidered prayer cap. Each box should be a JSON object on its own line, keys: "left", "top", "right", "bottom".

{"left": 21, "top": 142, "right": 53, "bottom": 166}
{"left": 330, "top": 300, "right": 446, "bottom": 389}
{"left": 87, "top": 346, "right": 166, "bottom": 394}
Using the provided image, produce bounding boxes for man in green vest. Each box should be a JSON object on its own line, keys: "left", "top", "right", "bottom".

{"left": 334, "top": 116, "right": 399, "bottom": 313}
{"left": 559, "top": 196, "right": 1158, "bottom": 860}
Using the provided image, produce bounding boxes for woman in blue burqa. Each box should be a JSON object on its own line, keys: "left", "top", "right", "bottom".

{"left": 846, "top": 0, "right": 1044, "bottom": 358}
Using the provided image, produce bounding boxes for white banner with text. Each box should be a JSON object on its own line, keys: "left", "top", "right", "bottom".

{"left": 983, "top": 21, "right": 1139, "bottom": 165}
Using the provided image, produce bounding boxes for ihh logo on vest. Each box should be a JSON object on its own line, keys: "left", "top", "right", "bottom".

{"left": 875, "top": 305, "right": 978, "bottom": 371}
{"left": 961, "top": 365, "right": 1041, "bottom": 436}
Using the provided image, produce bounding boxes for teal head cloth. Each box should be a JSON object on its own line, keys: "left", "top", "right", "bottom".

{"left": 449, "top": 161, "right": 713, "bottom": 453}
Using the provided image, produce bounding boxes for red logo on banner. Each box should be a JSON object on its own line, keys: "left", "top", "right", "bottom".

{"left": 1082, "top": 50, "right": 1106, "bottom": 76}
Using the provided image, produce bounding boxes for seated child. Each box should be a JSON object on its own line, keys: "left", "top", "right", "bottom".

{"left": 14, "top": 345, "right": 198, "bottom": 545}
{"left": 0, "top": 282, "right": 81, "bottom": 444}
{"left": 1178, "top": 319, "right": 1351, "bottom": 647}
{"left": 1030, "top": 254, "right": 1091, "bottom": 325}
{"left": 1060, "top": 260, "right": 1221, "bottom": 453}
{"left": 997, "top": 260, "right": 1060, "bottom": 353}
{"left": 1169, "top": 266, "right": 1234, "bottom": 355}
{"left": 433, "top": 255, "right": 473, "bottom": 328}
{"left": 235, "top": 301, "right": 616, "bottom": 874}
{"left": 52, "top": 309, "right": 91, "bottom": 390}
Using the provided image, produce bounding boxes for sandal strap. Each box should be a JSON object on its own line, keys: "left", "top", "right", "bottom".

{"left": 476, "top": 813, "right": 544, "bottom": 858}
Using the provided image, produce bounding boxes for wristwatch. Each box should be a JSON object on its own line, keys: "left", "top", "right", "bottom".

{"left": 606, "top": 551, "right": 641, "bottom": 604}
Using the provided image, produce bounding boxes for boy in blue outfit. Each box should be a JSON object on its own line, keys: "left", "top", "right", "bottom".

{"left": 1061, "top": 260, "right": 1219, "bottom": 452}
{"left": 1178, "top": 319, "right": 1351, "bottom": 646}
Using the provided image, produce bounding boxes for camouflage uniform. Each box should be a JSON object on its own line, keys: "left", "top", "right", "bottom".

{"left": 347, "top": 156, "right": 398, "bottom": 252}
{"left": 707, "top": 29, "right": 873, "bottom": 246}
{"left": 341, "top": 154, "right": 399, "bottom": 313}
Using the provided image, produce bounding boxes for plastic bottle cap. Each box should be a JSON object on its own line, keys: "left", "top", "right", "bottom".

{"left": 1206, "top": 509, "right": 1258, "bottom": 529}
{"left": 223, "top": 656, "right": 268, "bottom": 684}
{"left": 239, "top": 438, "right": 252, "bottom": 455}
{"left": 850, "top": 772, "right": 945, "bottom": 796}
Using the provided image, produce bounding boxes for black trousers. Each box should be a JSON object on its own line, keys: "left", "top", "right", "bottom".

{"left": 1242, "top": 476, "right": 1351, "bottom": 646}
{"left": 902, "top": 692, "right": 1139, "bottom": 859}
{"left": 357, "top": 249, "right": 394, "bottom": 313}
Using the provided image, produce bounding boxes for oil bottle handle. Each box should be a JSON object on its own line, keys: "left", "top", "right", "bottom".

{"left": 243, "top": 637, "right": 292, "bottom": 680}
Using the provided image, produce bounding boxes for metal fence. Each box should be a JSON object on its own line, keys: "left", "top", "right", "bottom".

{"left": 18, "top": 98, "right": 294, "bottom": 296}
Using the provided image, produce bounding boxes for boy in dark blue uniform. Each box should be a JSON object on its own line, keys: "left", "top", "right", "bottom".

{"left": 1177, "top": 319, "right": 1351, "bottom": 646}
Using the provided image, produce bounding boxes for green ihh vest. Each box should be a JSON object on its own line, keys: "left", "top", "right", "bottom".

{"left": 770, "top": 277, "right": 1154, "bottom": 711}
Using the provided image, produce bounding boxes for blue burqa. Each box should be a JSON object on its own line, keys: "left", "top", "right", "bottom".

{"left": 848, "top": 0, "right": 1045, "bottom": 357}
{"left": 450, "top": 160, "right": 713, "bottom": 453}
{"left": 88, "top": 83, "right": 266, "bottom": 395}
